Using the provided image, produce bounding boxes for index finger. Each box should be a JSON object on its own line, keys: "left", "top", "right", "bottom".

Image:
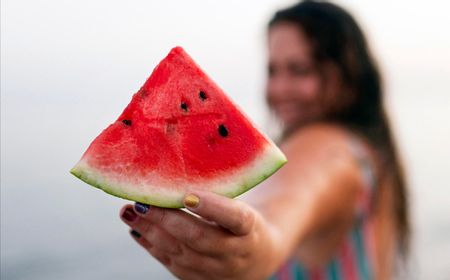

{"left": 183, "top": 190, "right": 256, "bottom": 236}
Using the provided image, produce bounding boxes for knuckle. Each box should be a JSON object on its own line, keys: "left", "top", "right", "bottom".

{"left": 140, "top": 220, "right": 152, "bottom": 236}
{"left": 187, "top": 225, "right": 205, "bottom": 244}
{"left": 151, "top": 227, "right": 183, "bottom": 255}
{"left": 246, "top": 229, "right": 260, "bottom": 247}
{"left": 155, "top": 208, "right": 168, "bottom": 225}
{"left": 235, "top": 207, "right": 255, "bottom": 234}
{"left": 176, "top": 250, "right": 202, "bottom": 269}
{"left": 130, "top": 219, "right": 151, "bottom": 238}
{"left": 170, "top": 242, "right": 183, "bottom": 255}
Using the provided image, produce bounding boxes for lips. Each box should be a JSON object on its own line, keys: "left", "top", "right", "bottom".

{"left": 273, "top": 103, "right": 302, "bottom": 124}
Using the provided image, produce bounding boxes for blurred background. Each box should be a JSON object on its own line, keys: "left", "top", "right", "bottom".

{"left": 1, "top": 0, "right": 449, "bottom": 279}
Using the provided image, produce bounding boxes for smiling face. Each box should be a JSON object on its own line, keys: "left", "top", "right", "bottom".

{"left": 266, "top": 22, "right": 346, "bottom": 132}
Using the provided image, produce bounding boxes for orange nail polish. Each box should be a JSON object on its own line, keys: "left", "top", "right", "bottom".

{"left": 184, "top": 194, "right": 200, "bottom": 208}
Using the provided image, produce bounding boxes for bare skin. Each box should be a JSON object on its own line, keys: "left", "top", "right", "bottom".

{"left": 120, "top": 125, "right": 367, "bottom": 280}
{"left": 120, "top": 22, "right": 392, "bottom": 279}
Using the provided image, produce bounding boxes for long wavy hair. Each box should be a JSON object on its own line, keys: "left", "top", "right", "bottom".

{"left": 268, "top": 0, "right": 409, "bottom": 253}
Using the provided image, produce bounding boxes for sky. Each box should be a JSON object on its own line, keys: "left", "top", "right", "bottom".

{"left": 2, "top": 0, "right": 450, "bottom": 279}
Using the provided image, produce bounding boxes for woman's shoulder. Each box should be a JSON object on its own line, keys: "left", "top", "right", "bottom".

{"left": 281, "top": 123, "right": 361, "bottom": 155}
{"left": 281, "top": 123, "right": 377, "bottom": 186}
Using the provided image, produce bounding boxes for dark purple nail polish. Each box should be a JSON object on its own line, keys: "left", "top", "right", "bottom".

{"left": 134, "top": 203, "right": 150, "bottom": 214}
{"left": 122, "top": 208, "right": 137, "bottom": 222}
{"left": 131, "top": 229, "right": 141, "bottom": 238}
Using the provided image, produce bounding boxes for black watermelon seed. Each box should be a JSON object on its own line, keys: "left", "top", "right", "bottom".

{"left": 122, "top": 119, "right": 132, "bottom": 126}
{"left": 199, "top": 91, "right": 207, "bottom": 100}
{"left": 180, "top": 102, "right": 188, "bottom": 112}
{"left": 130, "top": 230, "right": 141, "bottom": 238}
{"left": 218, "top": 124, "right": 228, "bottom": 137}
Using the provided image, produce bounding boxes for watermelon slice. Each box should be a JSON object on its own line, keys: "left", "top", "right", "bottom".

{"left": 71, "top": 46, "right": 287, "bottom": 208}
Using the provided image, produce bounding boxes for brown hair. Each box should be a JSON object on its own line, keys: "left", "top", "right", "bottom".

{"left": 269, "top": 0, "right": 409, "bottom": 253}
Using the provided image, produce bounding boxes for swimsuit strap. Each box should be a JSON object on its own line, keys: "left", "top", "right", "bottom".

{"left": 347, "top": 136, "right": 378, "bottom": 218}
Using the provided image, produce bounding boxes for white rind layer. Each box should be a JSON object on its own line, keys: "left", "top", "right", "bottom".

{"left": 70, "top": 143, "right": 287, "bottom": 208}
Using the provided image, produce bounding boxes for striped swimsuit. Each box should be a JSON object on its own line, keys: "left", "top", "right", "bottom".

{"left": 269, "top": 139, "right": 377, "bottom": 280}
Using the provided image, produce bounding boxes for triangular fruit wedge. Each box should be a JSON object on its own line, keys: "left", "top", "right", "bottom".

{"left": 71, "top": 46, "right": 287, "bottom": 208}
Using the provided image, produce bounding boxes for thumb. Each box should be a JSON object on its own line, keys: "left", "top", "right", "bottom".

{"left": 183, "top": 190, "right": 256, "bottom": 236}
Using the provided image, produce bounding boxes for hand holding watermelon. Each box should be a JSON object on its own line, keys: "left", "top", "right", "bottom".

{"left": 120, "top": 190, "right": 281, "bottom": 279}
{"left": 71, "top": 47, "right": 287, "bottom": 278}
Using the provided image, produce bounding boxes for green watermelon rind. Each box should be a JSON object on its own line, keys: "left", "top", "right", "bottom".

{"left": 70, "top": 144, "right": 287, "bottom": 208}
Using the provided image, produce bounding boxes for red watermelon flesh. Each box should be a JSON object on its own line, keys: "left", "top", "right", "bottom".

{"left": 71, "top": 46, "right": 287, "bottom": 208}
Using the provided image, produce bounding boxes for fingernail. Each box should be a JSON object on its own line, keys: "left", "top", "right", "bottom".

{"left": 184, "top": 194, "right": 200, "bottom": 208}
{"left": 130, "top": 229, "right": 141, "bottom": 238}
{"left": 122, "top": 208, "right": 137, "bottom": 222}
{"left": 134, "top": 202, "right": 150, "bottom": 214}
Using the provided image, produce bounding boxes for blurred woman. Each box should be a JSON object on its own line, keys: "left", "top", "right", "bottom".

{"left": 120, "top": 1, "right": 409, "bottom": 279}
{"left": 264, "top": 1, "right": 409, "bottom": 279}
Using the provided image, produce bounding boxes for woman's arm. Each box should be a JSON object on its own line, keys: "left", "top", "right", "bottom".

{"left": 243, "top": 124, "right": 366, "bottom": 267}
